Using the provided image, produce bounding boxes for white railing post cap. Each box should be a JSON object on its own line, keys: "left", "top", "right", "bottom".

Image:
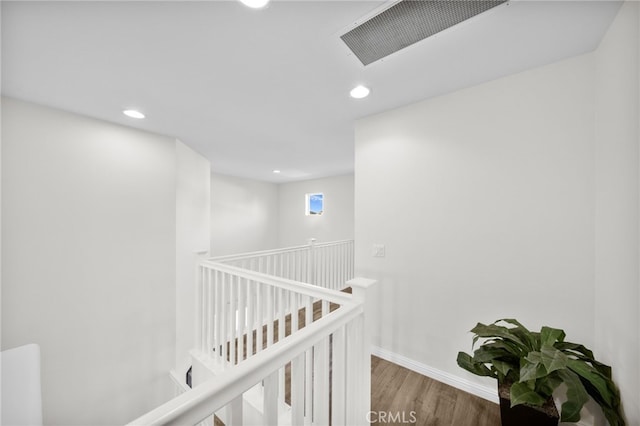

{"left": 346, "top": 277, "right": 377, "bottom": 290}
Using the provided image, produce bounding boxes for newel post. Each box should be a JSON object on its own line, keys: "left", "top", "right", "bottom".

{"left": 194, "top": 250, "right": 209, "bottom": 354}
{"left": 346, "top": 277, "right": 377, "bottom": 425}
{"left": 307, "top": 238, "right": 317, "bottom": 285}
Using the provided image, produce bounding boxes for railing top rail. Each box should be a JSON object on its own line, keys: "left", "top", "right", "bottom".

{"left": 208, "top": 239, "right": 354, "bottom": 263}
{"left": 208, "top": 245, "right": 311, "bottom": 262}
{"left": 200, "top": 260, "right": 354, "bottom": 305}
{"left": 127, "top": 302, "right": 362, "bottom": 426}
{"left": 313, "top": 239, "right": 354, "bottom": 248}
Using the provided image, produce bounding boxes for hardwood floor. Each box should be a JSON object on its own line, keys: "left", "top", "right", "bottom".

{"left": 215, "top": 288, "right": 500, "bottom": 425}
{"left": 215, "top": 355, "right": 499, "bottom": 426}
{"left": 371, "top": 356, "right": 500, "bottom": 426}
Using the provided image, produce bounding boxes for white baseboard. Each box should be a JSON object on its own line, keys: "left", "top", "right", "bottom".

{"left": 371, "top": 346, "right": 499, "bottom": 404}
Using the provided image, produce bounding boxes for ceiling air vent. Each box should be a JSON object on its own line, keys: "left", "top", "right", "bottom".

{"left": 340, "top": 0, "right": 508, "bottom": 66}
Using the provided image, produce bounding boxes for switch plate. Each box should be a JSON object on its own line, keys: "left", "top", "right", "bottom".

{"left": 372, "top": 244, "right": 386, "bottom": 257}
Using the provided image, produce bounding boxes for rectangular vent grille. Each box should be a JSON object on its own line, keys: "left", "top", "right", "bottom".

{"left": 340, "top": 0, "right": 507, "bottom": 66}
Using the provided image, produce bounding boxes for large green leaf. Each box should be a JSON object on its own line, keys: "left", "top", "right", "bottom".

{"left": 567, "top": 359, "right": 613, "bottom": 407}
{"left": 520, "top": 363, "right": 547, "bottom": 382}
{"left": 540, "top": 345, "right": 568, "bottom": 374}
{"left": 536, "top": 373, "right": 562, "bottom": 397}
{"left": 557, "top": 369, "right": 589, "bottom": 423}
{"left": 540, "top": 326, "right": 566, "bottom": 347}
{"left": 472, "top": 345, "right": 515, "bottom": 363}
{"left": 510, "top": 381, "right": 547, "bottom": 407}
{"left": 498, "top": 319, "right": 537, "bottom": 350}
{"left": 556, "top": 341, "right": 612, "bottom": 379}
{"left": 497, "top": 318, "right": 530, "bottom": 330}
{"left": 555, "top": 341, "right": 595, "bottom": 360}
{"left": 470, "top": 322, "right": 527, "bottom": 350}
{"left": 581, "top": 375, "right": 624, "bottom": 425}
{"left": 457, "top": 352, "right": 495, "bottom": 378}
{"left": 477, "top": 340, "right": 522, "bottom": 358}
{"left": 599, "top": 403, "right": 626, "bottom": 426}
{"left": 520, "top": 352, "right": 547, "bottom": 382}
{"left": 492, "top": 359, "right": 513, "bottom": 378}
{"left": 579, "top": 374, "right": 623, "bottom": 425}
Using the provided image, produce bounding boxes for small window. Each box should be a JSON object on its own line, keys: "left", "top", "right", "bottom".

{"left": 305, "top": 193, "right": 324, "bottom": 216}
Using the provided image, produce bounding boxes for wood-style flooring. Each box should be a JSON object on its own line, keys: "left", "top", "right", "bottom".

{"left": 371, "top": 356, "right": 500, "bottom": 426}
{"left": 215, "top": 355, "right": 499, "bottom": 426}
{"left": 214, "top": 288, "right": 500, "bottom": 425}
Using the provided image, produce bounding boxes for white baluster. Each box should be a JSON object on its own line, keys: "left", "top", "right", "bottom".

{"left": 229, "top": 395, "right": 243, "bottom": 426}
{"left": 196, "top": 265, "right": 203, "bottom": 353}
{"left": 332, "top": 325, "right": 347, "bottom": 426}
{"left": 306, "top": 242, "right": 313, "bottom": 284}
{"left": 351, "top": 241, "right": 355, "bottom": 278}
{"left": 277, "top": 288, "right": 286, "bottom": 406}
{"left": 336, "top": 243, "right": 341, "bottom": 282}
{"left": 215, "top": 270, "right": 222, "bottom": 363}
{"left": 221, "top": 273, "right": 228, "bottom": 368}
{"left": 246, "top": 279, "right": 255, "bottom": 359}
{"left": 328, "top": 247, "right": 333, "bottom": 288}
{"left": 207, "top": 268, "right": 214, "bottom": 356}
{"left": 345, "top": 314, "right": 363, "bottom": 425}
{"left": 256, "top": 282, "right": 263, "bottom": 353}
{"left": 263, "top": 371, "right": 278, "bottom": 426}
{"left": 336, "top": 244, "right": 343, "bottom": 290}
{"left": 230, "top": 274, "right": 237, "bottom": 366}
{"left": 293, "top": 251, "right": 299, "bottom": 281}
{"left": 266, "top": 284, "right": 274, "bottom": 348}
{"left": 237, "top": 277, "right": 246, "bottom": 363}
{"left": 320, "top": 249, "right": 327, "bottom": 289}
{"left": 290, "top": 292, "right": 299, "bottom": 334}
{"left": 304, "top": 295, "right": 313, "bottom": 425}
{"left": 313, "top": 335, "right": 329, "bottom": 426}
{"left": 204, "top": 268, "right": 210, "bottom": 352}
{"left": 291, "top": 352, "right": 305, "bottom": 425}
{"left": 278, "top": 288, "right": 286, "bottom": 340}
{"left": 284, "top": 252, "right": 290, "bottom": 281}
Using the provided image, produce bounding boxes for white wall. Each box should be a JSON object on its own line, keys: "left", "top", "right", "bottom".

{"left": 210, "top": 173, "right": 278, "bottom": 256}
{"left": 278, "top": 175, "right": 354, "bottom": 247}
{"left": 594, "top": 2, "right": 639, "bottom": 423}
{"left": 1, "top": 98, "right": 177, "bottom": 425}
{"left": 209, "top": 173, "right": 354, "bottom": 255}
{"left": 356, "top": 54, "right": 597, "bottom": 399}
{"left": 355, "top": 3, "right": 640, "bottom": 422}
{"left": 0, "top": 11, "right": 4, "bottom": 420}
{"left": 175, "top": 141, "right": 210, "bottom": 376}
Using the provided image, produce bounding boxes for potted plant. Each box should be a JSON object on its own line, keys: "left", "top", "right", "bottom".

{"left": 457, "top": 319, "right": 625, "bottom": 426}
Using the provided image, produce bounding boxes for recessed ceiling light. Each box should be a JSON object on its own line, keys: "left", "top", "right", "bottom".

{"left": 123, "top": 109, "right": 145, "bottom": 119}
{"left": 350, "top": 85, "right": 370, "bottom": 99}
{"left": 273, "top": 169, "right": 281, "bottom": 174}
{"left": 239, "top": 0, "right": 269, "bottom": 9}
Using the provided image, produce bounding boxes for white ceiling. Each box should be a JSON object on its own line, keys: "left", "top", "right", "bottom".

{"left": 2, "top": 0, "right": 622, "bottom": 182}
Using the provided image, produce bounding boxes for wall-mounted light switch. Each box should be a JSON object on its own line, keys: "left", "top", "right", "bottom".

{"left": 372, "top": 244, "right": 386, "bottom": 257}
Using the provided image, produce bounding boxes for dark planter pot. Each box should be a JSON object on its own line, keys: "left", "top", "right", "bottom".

{"left": 498, "top": 381, "right": 559, "bottom": 426}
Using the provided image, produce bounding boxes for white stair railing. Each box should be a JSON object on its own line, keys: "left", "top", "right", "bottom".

{"left": 209, "top": 239, "right": 354, "bottom": 291}
{"left": 129, "top": 297, "right": 365, "bottom": 425}
{"left": 128, "top": 240, "right": 373, "bottom": 426}
{"left": 129, "top": 259, "right": 375, "bottom": 426}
